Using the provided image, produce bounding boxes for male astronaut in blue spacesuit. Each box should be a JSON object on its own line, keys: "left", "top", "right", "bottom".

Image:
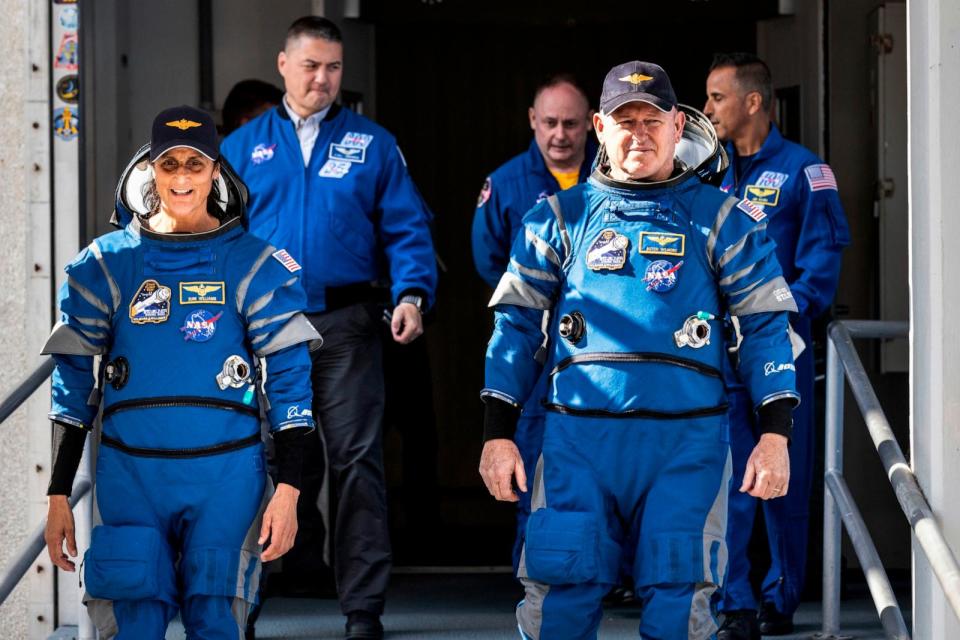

{"left": 42, "top": 106, "right": 319, "bottom": 638}
{"left": 472, "top": 74, "right": 596, "bottom": 572}
{"left": 704, "top": 53, "right": 850, "bottom": 639}
{"left": 479, "top": 61, "right": 801, "bottom": 639}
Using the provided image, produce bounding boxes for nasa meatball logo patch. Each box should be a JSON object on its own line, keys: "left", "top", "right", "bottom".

{"left": 586, "top": 228, "right": 629, "bottom": 271}
{"left": 251, "top": 143, "right": 276, "bottom": 165}
{"left": 180, "top": 309, "right": 222, "bottom": 342}
{"left": 129, "top": 279, "right": 171, "bottom": 324}
{"left": 643, "top": 259, "right": 683, "bottom": 292}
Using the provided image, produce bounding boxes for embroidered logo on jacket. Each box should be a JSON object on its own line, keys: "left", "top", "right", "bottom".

{"left": 129, "top": 279, "right": 172, "bottom": 324}
{"left": 251, "top": 143, "right": 276, "bottom": 165}
{"left": 643, "top": 260, "right": 683, "bottom": 292}
{"left": 736, "top": 199, "right": 767, "bottom": 222}
{"left": 804, "top": 164, "right": 838, "bottom": 191}
{"left": 638, "top": 231, "right": 685, "bottom": 256}
{"left": 180, "top": 281, "right": 225, "bottom": 305}
{"left": 476, "top": 177, "right": 492, "bottom": 208}
{"left": 340, "top": 132, "right": 374, "bottom": 149}
{"left": 586, "top": 229, "right": 629, "bottom": 271}
{"left": 745, "top": 185, "right": 780, "bottom": 207}
{"left": 272, "top": 249, "right": 302, "bottom": 272}
{"left": 756, "top": 171, "right": 789, "bottom": 188}
{"left": 180, "top": 309, "right": 222, "bottom": 342}
{"left": 329, "top": 143, "right": 366, "bottom": 163}
{"left": 319, "top": 160, "right": 352, "bottom": 179}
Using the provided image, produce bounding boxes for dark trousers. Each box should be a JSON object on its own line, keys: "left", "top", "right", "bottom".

{"left": 308, "top": 304, "right": 391, "bottom": 615}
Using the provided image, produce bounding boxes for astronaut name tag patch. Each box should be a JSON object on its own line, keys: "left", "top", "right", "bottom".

{"left": 745, "top": 185, "right": 780, "bottom": 207}
{"left": 129, "top": 279, "right": 171, "bottom": 324}
{"left": 638, "top": 231, "right": 685, "bottom": 257}
{"left": 272, "top": 249, "right": 301, "bottom": 272}
{"left": 329, "top": 144, "right": 366, "bottom": 163}
{"left": 586, "top": 228, "right": 629, "bottom": 271}
{"left": 180, "top": 281, "right": 225, "bottom": 305}
{"left": 319, "top": 159, "right": 352, "bottom": 179}
{"left": 736, "top": 199, "right": 767, "bottom": 222}
{"left": 643, "top": 259, "right": 683, "bottom": 292}
{"left": 180, "top": 309, "right": 222, "bottom": 342}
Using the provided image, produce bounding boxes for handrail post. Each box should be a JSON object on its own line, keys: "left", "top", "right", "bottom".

{"left": 75, "top": 438, "right": 94, "bottom": 640}
{"left": 822, "top": 332, "right": 844, "bottom": 635}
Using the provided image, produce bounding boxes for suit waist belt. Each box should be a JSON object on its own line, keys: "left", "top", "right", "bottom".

{"left": 100, "top": 432, "right": 261, "bottom": 458}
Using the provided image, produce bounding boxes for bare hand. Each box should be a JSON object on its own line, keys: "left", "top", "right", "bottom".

{"left": 391, "top": 303, "right": 424, "bottom": 344}
{"left": 478, "top": 439, "right": 527, "bottom": 502}
{"left": 45, "top": 496, "right": 77, "bottom": 572}
{"left": 259, "top": 483, "right": 300, "bottom": 561}
{"left": 741, "top": 433, "right": 790, "bottom": 500}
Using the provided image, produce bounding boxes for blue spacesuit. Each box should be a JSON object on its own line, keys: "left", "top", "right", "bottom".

{"left": 472, "top": 137, "right": 596, "bottom": 571}
{"left": 42, "top": 147, "right": 319, "bottom": 638}
{"left": 483, "top": 151, "right": 800, "bottom": 637}
{"left": 718, "top": 125, "right": 850, "bottom": 618}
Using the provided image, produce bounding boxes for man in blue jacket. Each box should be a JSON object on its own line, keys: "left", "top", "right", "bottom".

{"left": 480, "top": 60, "right": 800, "bottom": 640}
{"left": 222, "top": 16, "right": 437, "bottom": 640}
{"left": 471, "top": 74, "right": 595, "bottom": 573}
{"left": 704, "top": 53, "right": 851, "bottom": 639}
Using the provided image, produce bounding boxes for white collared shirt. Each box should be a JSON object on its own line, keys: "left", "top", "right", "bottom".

{"left": 283, "top": 96, "right": 332, "bottom": 166}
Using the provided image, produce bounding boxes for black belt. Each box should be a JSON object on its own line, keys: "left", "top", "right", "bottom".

{"left": 100, "top": 432, "right": 261, "bottom": 458}
{"left": 324, "top": 282, "right": 390, "bottom": 311}
{"left": 542, "top": 402, "right": 729, "bottom": 420}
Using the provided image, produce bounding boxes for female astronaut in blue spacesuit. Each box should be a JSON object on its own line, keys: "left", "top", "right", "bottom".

{"left": 41, "top": 105, "right": 319, "bottom": 639}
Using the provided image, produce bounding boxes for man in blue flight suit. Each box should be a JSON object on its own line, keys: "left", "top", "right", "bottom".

{"left": 704, "top": 53, "right": 851, "bottom": 639}
{"left": 472, "top": 73, "right": 596, "bottom": 573}
{"left": 222, "top": 16, "right": 437, "bottom": 640}
{"left": 41, "top": 106, "right": 319, "bottom": 638}
{"left": 479, "top": 60, "right": 800, "bottom": 640}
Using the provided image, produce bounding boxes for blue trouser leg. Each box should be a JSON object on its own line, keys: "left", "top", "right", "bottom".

{"left": 517, "top": 413, "right": 728, "bottom": 640}
{"left": 98, "top": 600, "right": 176, "bottom": 639}
{"left": 719, "top": 389, "right": 760, "bottom": 612}
{"left": 637, "top": 583, "right": 719, "bottom": 640}
{"left": 181, "top": 595, "right": 248, "bottom": 640}
{"left": 87, "top": 444, "right": 266, "bottom": 638}
{"left": 759, "top": 344, "right": 815, "bottom": 615}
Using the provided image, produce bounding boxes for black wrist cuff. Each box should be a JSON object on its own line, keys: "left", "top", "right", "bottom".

{"left": 47, "top": 422, "right": 88, "bottom": 496}
{"left": 273, "top": 428, "right": 310, "bottom": 490}
{"left": 758, "top": 398, "right": 794, "bottom": 441}
{"left": 482, "top": 396, "right": 521, "bottom": 442}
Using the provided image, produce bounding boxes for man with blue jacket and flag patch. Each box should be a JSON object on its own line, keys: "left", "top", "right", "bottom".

{"left": 222, "top": 16, "right": 437, "bottom": 640}
{"left": 479, "top": 60, "right": 800, "bottom": 639}
{"left": 471, "top": 73, "right": 596, "bottom": 574}
{"left": 704, "top": 53, "right": 851, "bottom": 640}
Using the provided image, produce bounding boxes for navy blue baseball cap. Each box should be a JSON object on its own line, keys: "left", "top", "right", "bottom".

{"left": 149, "top": 105, "right": 219, "bottom": 162}
{"left": 599, "top": 61, "right": 677, "bottom": 115}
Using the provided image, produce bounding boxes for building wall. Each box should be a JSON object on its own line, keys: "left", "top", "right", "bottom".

{"left": 0, "top": 0, "right": 54, "bottom": 636}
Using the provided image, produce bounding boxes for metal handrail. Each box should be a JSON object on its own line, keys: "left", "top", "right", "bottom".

{"left": 0, "top": 477, "right": 90, "bottom": 606}
{"left": 0, "top": 357, "right": 53, "bottom": 425}
{"left": 822, "top": 320, "right": 960, "bottom": 639}
{"left": 0, "top": 357, "right": 96, "bottom": 640}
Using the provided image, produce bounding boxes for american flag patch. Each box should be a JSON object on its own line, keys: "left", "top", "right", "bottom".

{"left": 272, "top": 249, "right": 302, "bottom": 272}
{"left": 804, "top": 164, "right": 838, "bottom": 191}
{"left": 736, "top": 199, "right": 767, "bottom": 222}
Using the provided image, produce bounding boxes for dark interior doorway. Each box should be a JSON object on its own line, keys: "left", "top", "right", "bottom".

{"left": 370, "top": 0, "right": 780, "bottom": 566}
